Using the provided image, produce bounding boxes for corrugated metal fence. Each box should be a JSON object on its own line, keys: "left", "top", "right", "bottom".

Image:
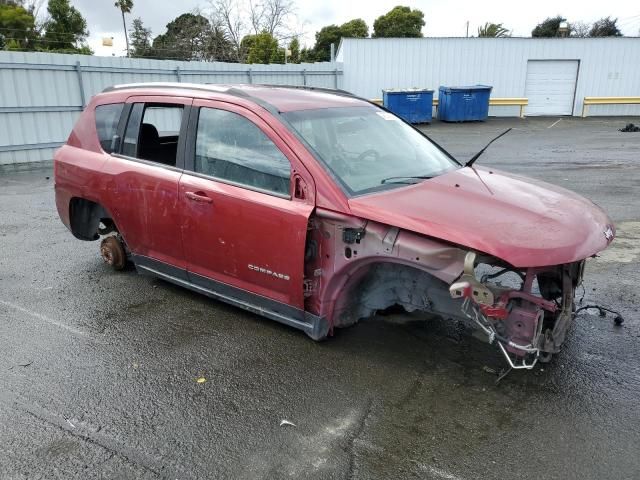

{"left": 0, "top": 51, "right": 343, "bottom": 165}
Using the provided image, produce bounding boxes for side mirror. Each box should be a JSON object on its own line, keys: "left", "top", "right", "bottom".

{"left": 110, "top": 134, "right": 121, "bottom": 153}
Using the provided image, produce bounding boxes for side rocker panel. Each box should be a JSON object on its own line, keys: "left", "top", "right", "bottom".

{"left": 133, "top": 254, "right": 330, "bottom": 340}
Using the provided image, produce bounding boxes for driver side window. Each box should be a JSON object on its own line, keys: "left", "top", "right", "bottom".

{"left": 194, "top": 108, "right": 291, "bottom": 196}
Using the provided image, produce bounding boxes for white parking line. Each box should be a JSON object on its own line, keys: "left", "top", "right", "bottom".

{"left": 547, "top": 118, "right": 562, "bottom": 129}
{"left": 0, "top": 300, "right": 88, "bottom": 337}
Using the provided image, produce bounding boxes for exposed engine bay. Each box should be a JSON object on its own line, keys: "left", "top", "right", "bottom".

{"left": 449, "top": 252, "right": 583, "bottom": 368}
{"left": 304, "top": 209, "right": 587, "bottom": 370}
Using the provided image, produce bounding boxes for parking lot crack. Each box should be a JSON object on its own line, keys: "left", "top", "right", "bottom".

{"left": 345, "top": 398, "right": 375, "bottom": 480}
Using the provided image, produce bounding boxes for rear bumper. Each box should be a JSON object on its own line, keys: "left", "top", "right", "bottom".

{"left": 54, "top": 183, "right": 72, "bottom": 231}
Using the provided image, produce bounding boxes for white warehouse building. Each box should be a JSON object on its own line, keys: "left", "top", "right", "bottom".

{"left": 336, "top": 37, "right": 640, "bottom": 117}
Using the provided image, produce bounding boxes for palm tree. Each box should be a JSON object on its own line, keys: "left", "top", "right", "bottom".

{"left": 114, "top": 0, "right": 134, "bottom": 56}
{"left": 477, "top": 22, "right": 510, "bottom": 38}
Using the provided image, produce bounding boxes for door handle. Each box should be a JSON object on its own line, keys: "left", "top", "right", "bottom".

{"left": 185, "top": 191, "right": 213, "bottom": 204}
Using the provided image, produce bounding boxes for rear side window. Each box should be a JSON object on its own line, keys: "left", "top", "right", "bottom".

{"left": 195, "top": 108, "right": 291, "bottom": 196}
{"left": 95, "top": 103, "right": 124, "bottom": 153}
{"left": 121, "top": 103, "right": 184, "bottom": 167}
{"left": 142, "top": 106, "right": 182, "bottom": 136}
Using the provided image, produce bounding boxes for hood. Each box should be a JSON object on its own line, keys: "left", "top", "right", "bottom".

{"left": 348, "top": 166, "right": 614, "bottom": 267}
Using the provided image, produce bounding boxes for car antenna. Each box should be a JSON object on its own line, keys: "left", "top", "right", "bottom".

{"left": 465, "top": 128, "right": 512, "bottom": 168}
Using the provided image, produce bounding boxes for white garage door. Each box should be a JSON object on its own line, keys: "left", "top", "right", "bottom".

{"left": 525, "top": 60, "right": 579, "bottom": 116}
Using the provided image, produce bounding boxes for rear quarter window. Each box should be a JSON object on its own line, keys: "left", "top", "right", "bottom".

{"left": 95, "top": 103, "right": 124, "bottom": 153}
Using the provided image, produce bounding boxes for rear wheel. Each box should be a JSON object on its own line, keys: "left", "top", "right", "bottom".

{"left": 100, "top": 236, "right": 127, "bottom": 271}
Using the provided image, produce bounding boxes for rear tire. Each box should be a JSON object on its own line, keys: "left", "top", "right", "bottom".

{"left": 100, "top": 236, "right": 126, "bottom": 271}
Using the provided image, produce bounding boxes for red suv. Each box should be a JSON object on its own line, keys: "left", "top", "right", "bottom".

{"left": 54, "top": 83, "right": 614, "bottom": 369}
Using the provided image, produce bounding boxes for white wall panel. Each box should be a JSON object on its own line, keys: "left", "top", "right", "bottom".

{"left": 338, "top": 37, "right": 640, "bottom": 117}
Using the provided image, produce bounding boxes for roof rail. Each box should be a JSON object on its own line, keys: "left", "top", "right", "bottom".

{"left": 102, "top": 82, "right": 354, "bottom": 98}
{"left": 102, "top": 82, "right": 230, "bottom": 94}
{"left": 254, "top": 84, "right": 355, "bottom": 98}
{"left": 100, "top": 82, "right": 367, "bottom": 115}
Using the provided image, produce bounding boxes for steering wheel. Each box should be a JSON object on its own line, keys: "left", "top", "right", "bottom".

{"left": 356, "top": 149, "right": 380, "bottom": 163}
{"left": 330, "top": 154, "right": 353, "bottom": 176}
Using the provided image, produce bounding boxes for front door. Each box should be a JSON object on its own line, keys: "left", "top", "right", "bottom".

{"left": 179, "top": 100, "right": 315, "bottom": 311}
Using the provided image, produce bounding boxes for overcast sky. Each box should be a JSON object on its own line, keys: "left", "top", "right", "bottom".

{"left": 61, "top": 0, "right": 640, "bottom": 56}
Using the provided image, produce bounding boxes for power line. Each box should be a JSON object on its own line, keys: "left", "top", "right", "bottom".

{"left": 0, "top": 30, "right": 291, "bottom": 61}
{"left": 0, "top": 34, "right": 225, "bottom": 50}
{"left": 0, "top": 36, "right": 262, "bottom": 61}
{"left": 0, "top": 45, "right": 253, "bottom": 61}
{"left": 1, "top": 26, "right": 300, "bottom": 46}
{"left": 0, "top": 27, "right": 85, "bottom": 39}
{"left": 618, "top": 16, "right": 640, "bottom": 28}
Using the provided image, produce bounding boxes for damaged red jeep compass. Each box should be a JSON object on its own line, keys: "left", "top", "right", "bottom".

{"left": 54, "top": 83, "right": 615, "bottom": 369}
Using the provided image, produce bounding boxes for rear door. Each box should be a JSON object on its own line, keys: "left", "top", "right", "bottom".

{"left": 179, "top": 99, "right": 315, "bottom": 310}
{"left": 103, "top": 95, "right": 191, "bottom": 275}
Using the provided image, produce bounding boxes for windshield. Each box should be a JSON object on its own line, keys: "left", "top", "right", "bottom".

{"left": 283, "top": 106, "right": 459, "bottom": 196}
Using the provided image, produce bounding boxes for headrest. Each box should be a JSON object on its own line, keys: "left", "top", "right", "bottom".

{"left": 139, "top": 123, "right": 160, "bottom": 144}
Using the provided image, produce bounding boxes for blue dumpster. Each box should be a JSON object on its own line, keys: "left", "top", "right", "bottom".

{"left": 382, "top": 88, "right": 434, "bottom": 123}
{"left": 438, "top": 85, "right": 492, "bottom": 122}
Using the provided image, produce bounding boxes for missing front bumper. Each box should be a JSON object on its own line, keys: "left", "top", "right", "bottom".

{"left": 449, "top": 252, "right": 579, "bottom": 370}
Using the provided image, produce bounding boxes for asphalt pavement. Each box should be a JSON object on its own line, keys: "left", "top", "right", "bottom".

{"left": 1, "top": 116, "right": 639, "bottom": 479}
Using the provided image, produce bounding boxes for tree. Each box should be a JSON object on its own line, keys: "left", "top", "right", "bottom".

{"left": 152, "top": 12, "right": 234, "bottom": 61}
{"left": 25, "top": 0, "right": 46, "bottom": 40}
{"left": 531, "top": 16, "right": 569, "bottom": 37}
{"left": 210, "top": 0, "right": 298, "bottom": 62}
{"left": 372, "top": 6, "right": 424, "bottom": 38}
{"left": 153, "top": 13, "right": 210, "bottom": 60}
{"left": 114, "top": 0, "right": 133, "bottom": 56}
{"left": 0, "top": 2, "right": 37, "bottom": 50}
{"left": 205, "top": 24, "right": 235, "bottom": 61}
{"left": 240, "top": 33, "right": 256, "bottom": 59}
{"left": 589, "top": 17, "right": 622, "bottom": 37}
{"left": 129, "top": 17, "right": 151, "bottom": 57}
{"left": 246, "top": 30, "right": 280, "bottom": 63}
{"left": 312, "top": 24, "right": 341, "bottom": 61}
{"left": 477, "top": 22, "right": 510, "bottom": 37}
{"left": 308, "top": 18, "right": 368, "bottom": 62}
{"left": 21, "top": 0, "right": 45, "bottom": 19}
{"left": 42, "top": 0, "right": 91, "bottom": 53}
{"left": 288, "top": 36, "right": 299, "bottom": 63}
{"left": 1, "top": 0, "right": 44, "bottom": 18}
{"left": 299, "top": 45, "right": 313, "bottom": 63}
{"left": 248, "top": 0, "right": 295, "bottom": 38}
{"left": 340, "top": 18, "right": 368, "bottom": 38}
{"left": 570, "top": 21, "right": 591, "bottom": 38}
{"left": 210, "top": 0, "right": 246, "bottom": 61}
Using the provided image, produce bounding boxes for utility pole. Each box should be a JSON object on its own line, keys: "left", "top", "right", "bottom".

{"left": 466, "top": 21, "right": 469, "bottom": 38}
